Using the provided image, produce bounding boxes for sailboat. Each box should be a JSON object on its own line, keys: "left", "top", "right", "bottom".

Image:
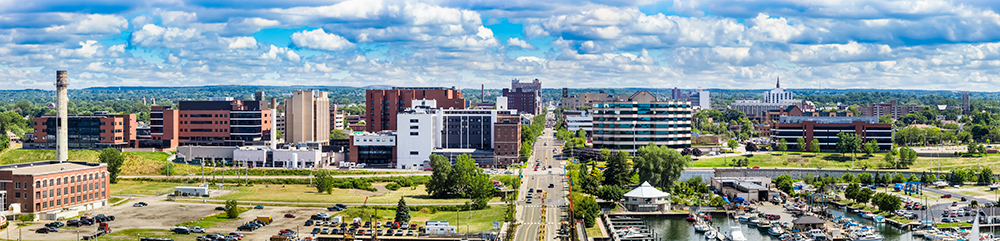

{"left": 728, "top": 225, "right": 748, "bottom": 241}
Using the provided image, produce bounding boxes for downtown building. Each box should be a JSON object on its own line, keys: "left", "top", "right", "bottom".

{"left": 502, "top": 79, "right": 542, "bottom": 115}
{"left": 28, "top": 112, "right": 137, "bottom": 150}
{"left": 284, "top": 90, "right": 330, "bottom": 145}
{"left": 861, "top": 100, "right": 924, "bottom": 119}
{"left": 149, "top": 97, "right": 274, "bottom": 149}
{"left": 591, "top": 91, "right": 693, "bottom": 154}
{"left": 560, "top": 88, "right": 616, "bottom": 110}
{"left": 729, "top": 78, "right": 814, "bottom": 121}
{"left": 0, "top": 161, "right": 111, "bottom": 220}
{"left": 366, "top": 87, "right": 465, "bottom": 132}
{"left": 771, "top": 116, "right": 892, "bottom": 151}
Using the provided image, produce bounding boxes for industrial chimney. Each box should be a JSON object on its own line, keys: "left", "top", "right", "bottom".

{"left": 55, "top": 70, "right": 69, "bottom": 162}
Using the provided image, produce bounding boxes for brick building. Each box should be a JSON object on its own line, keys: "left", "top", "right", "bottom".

{"left": 771, "top": 116, "right": 892, "bottom": 152}
{"left": 861, "top": 100, "right": 924, "bottom": 119}
{"left": 493, "top": 115, "right": 521, "bottom": 166}
{"left": 366, "top": 87, "right": 465, "bottom": 132}
{"left": 30, "top": 112, "right": 136, "bottom": 150}
{"left": 503, "top": 79, "right": 542, "bottom": 115}
{"left": 149, "top": 97, "right": 274, "bottom": 149}
{"left": 0, "top": 161, "right": 110, "bottom": 219}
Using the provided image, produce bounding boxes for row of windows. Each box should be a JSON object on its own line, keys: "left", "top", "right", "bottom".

{"left": 593, "top": 103, "right": 691, "bottom": 108}
{"left": 594, "top": 144, "right": 691, "bottom": 150}
{"left": 38, "top": 182, "right": 104, "bottom": 199}
{"left": 186, "top": 129, "right": 225, "bottom": 132}
{"left": 593, "top": 137, "right": 691, "bottom": 142}
{"left": 594, "top": 124, "right": 691, "bottom": 128}
{"left": 594, "top": 131, "right": 691, "bottom": 135}
{"left": 40, "top": 192, "right": 104, "bottom": 210}
{"left": 185, "top": 114, "right": 226, "bottom": 118}
{"left": 35, "top": 171, "right": 106, "bottom": 188}
{"left": 594, "top": 117, "right": 691, "bottom": 122}
{"left": 593, "top": 111, "right": 691, "bottom": 115}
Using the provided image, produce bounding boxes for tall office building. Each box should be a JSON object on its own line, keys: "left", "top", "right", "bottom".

{"left": 285, "top": 90, "right": 330, "bottom": 145}
{"left": 592, "top": 91, "right": 692, "bottom": 154}
{"left": 963, "top": 92, "right": 971, "bottom": 115}
{"left": 688, "top": 89, "right": 710, "bottom": 109}
{"left": 149, "top": 98, "right": 272, "bottom": 148}
{"left": 30, "top": 112, "right": 136, "bottom": 150}
{"left": 503, "top": 79, "right": 542, "bottom": 115}
{"left": 366, "top": 87, "right": 465, "bottom": 132}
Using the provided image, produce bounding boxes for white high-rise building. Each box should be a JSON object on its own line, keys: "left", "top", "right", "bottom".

{"left": 764, "top": 77, "right": 794, "bottom": 104}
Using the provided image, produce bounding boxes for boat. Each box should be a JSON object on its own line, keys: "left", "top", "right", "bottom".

{"left": 694, "top": 222, "right": 710, "bottom": 233}
{"left": 687, "top": 214, "right": 698, "bottom": 222}
{"left": 748, "top": 217, "right": 760, "bottom": 227}
{"left": 851, "top": 232, "right": 884, "bottom": 241}
{"left": 705, "top": 230, "right": 718, "bottom": 240}
{"left": 872, "top": 215, "right": 885, "bottom": 223}
{"left": 729, "top": 226, "right": 748, "bottom": 241}
{"left": 768, "top": 226, "right": 786, "bottom": 236}
{"left": 737, "top": 214, "right": 750, "bottom": 223}
{"left": 757, "top": 221, "right": 773, "bottom": 231}
{"left": 806, "top": 229, "right": 828, "bottom": 241}
{"left": 862, "top": 211, "right": 875, "bottom": 220}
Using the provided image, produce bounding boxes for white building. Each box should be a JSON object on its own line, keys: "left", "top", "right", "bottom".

{"left": 689, "top": 90, "right": 710, "bottom": 109}
{"left": 396, "top": 102, "right": 443, "bottom": 170}
{"left": 764, "top": 77, "right": 794, "bottom": 104}
{"left": 232, "top": 146, "right": 325, "bottom": 168}
{"left": 425, "top": 221, "right": 456, "bottom": 234}
{"left": 622, "top": 182, "right": 671, "bottom": 212}
{"left": 565, "top": 113, "right": 593, "bottom": 133}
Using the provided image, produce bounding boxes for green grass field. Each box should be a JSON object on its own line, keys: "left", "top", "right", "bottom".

{"left": 178, "top": 207, "right": 251, "bottom": 228}
{"left": 0, "top": 149, "right": 100, "bottom": 164}
{"left": 213, "top": 183, "right": 500, "bottom": 204}
{"left": 111, "top": 180, "right": 192, "bottom": 196}
{"left": 695, "top": 151, "right": 1000, "bottom": 172}
{"left": 97, "top": 229, "right": 196, "bottom": 241}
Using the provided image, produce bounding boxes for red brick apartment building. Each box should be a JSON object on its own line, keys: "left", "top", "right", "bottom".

{"left": 493, "top": 114, "right": 522, "bottom": 166}
{"left": 366, "top": 87, "right": 465, "bottom": 132}
{"left": 30, "top": 112, "right": 136, "bottom": 150}
{"left": 149, "top": 98, "right": 273, "bottom": 149}
{"left": 0, "top": 161, "right": 110, "bottom": 218}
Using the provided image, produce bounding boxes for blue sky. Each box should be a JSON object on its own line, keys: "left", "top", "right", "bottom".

{"left": 1, "top": 0, "right": 1000, "bottom": 90}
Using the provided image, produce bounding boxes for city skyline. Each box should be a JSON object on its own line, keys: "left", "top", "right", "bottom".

{"left": 2, "top": 0, "right": 1000, "bottom": 91}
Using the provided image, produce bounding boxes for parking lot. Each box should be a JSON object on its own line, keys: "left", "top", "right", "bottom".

{"left": 17, "top": 196, "right": 219, "bottom": 240}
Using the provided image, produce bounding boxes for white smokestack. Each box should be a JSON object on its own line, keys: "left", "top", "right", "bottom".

{"left": 270, "top": 109, "right": 277, "bottom": 150}
{"left": 55, "top": 70, "right": 69, "bottom": 162}
{"left": 292, "top": 153, "right": 298, "bottom": 169}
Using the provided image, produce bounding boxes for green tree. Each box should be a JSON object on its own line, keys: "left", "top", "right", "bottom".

{"left": 872, "top": 192, "right": 902, "bottom": 214}
{"left": 776, "top": 139, "right": 788, "bottom": 154}
{"left": 426, "top": 154, "right": 453, "bottom": 198}
{"left": 225, "top": 200, "right": 239, "bottom": 219}
{"left": 879, "top": 114, "right": 894, "bottom": 124}
{"left": 980, "top": 168, "right": 995, "bottom": 185}
{"left": 836, "top": 132, "right": 862, "bottom": 159}
{"left": 842, "top": 173, "right": 854, "bottom": 183}
{"left": 857, "top": 188, "right": 874, "bottom": 204}
{"left": 883, "top": 151, "right": 897, "bottom": 169}
{"left": 845, "top": 183, "right": 860, "bottom": 201}
{"left": 898, "top": 148, "right": 917, "bottom": 168}
{"left": 602, "top": 151, "right": 632, "bottom": 187}
{"left": 571, "top": 193, "right": 599, "bottom": 227}
{"left": 858, "top": 172, "right": 874, "bottom": 184}
{"left": 99, "top": 147, "right": 124, "bottom": 184}
{"left": 809, "top": 139, "right": 821, "bottom": 153}
{"left": 727, "top": 139, "right": 739, "bottom": 151}
{"left": 0, "top": 128, "right": 9, "bottom": 152}
{"left": 633, "top": 143, "right": 690, "bottom": 191}
{"left": 578, "top": 164, "right": 599, "bottom": 194}
{"left": 864, "top": 140, "right": 879, "bottom": 156}
{"left": 395, "top": 197, "right": 411, "bottom": 223}
{"left": 314, "top": 170, "right": 334, "bottom": 194}
{"left": 330, "top": 129, "right": 349, "bottom": 140}
{"left": 595, "top": 185, "right": 627, "bottom": 202}
{"left": 797, "top": 138, "right": 807, "bottom": 152}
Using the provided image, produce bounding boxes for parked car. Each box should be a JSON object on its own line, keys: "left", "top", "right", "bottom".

{"left": 407, "top": 230, "right": 414, "bottom": 236}
{"left": 172, "top": 228, "right": 191, "bottom": 234}
{"left": 254, "top": 205, "right": 264, "bottom": 209}
{"left": 45, "top": 222, "right": 64, "bottom": 228}
{"left": 953, "top": 202, "right": 959, "bottom": 206}
{"left": 304, "top": 220, "right": 313, "bottom": 226}
{"left": 189, "top": 226, "right": 205, "bottom": 233}
{"left": 215, "top": 206, "right": 226, "bottom": 211}
{"left": 228, "top": 232, "right": 243, "bottom": 240}
{"left": 133, "top": 202, "right": 148, "bottom": 207}
{"left": 36, "top": 228, "right": 53, "bottom": 234}
{"left": 284, "top": 214, "right": 295, "bottom": 218}
{"left": 320, "top": 228, "right": 329, "bottom": 234}
{"left": 942, "top": 194, "right": 953, "bottom": 198}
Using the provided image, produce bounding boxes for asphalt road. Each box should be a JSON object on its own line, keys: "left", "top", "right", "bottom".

{"left": 120, "top": 172, "right": 430, "bottom": 179}
{"left": 514, "top": 113, "right": 567, "bottom": 241}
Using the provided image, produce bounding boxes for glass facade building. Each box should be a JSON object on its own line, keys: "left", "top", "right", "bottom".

{"left": 591, "top": 91, "right": 693, "bottom": 154}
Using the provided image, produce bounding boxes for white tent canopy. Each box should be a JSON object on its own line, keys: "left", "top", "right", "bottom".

{"left": 624, "top": 181, "right": 670, "bottom": 199}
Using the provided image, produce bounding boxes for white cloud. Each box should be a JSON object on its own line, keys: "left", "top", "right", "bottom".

{"left": 226, "top": 36, "right": 258, "bottom": 49}
{"left": 290, "top": 29, "right": 354, "bottom": 51}
{"left": 507, "top": 37, "right": 536, "bottom": 50}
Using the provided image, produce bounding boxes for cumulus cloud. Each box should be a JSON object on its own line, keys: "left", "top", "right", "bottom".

{"left": 507, "top": 37, "right": 537, "bottom": 50}
{"left": 290, "top": 29, "right": 354, "bottom": 51}
{"left": 226, "top": 36, "right": 258, "bottom": 49}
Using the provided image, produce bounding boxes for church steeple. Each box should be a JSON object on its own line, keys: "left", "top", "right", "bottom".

{"left": 776, "top": 76, "right": 780, "bottom": 89}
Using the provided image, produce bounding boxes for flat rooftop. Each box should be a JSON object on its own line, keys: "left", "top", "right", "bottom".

{"left": 0, "top": 161, "right": 104, "bottom": 175}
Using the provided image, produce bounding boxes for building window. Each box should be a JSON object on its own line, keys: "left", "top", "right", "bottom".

{"left": 410, "top": 151, "right": 419, "bottom": 155}
{"left": 43, "top": 202, "right": 47, "bottom": 209}
{"left": 410, "top": 119, "right": 419, "bottom": 123}
{"left": 57, "top": 189, "right": 61, "bottom": 196}
{"left": 36, "top": 192, "right": 40, "bottom": 199}
{"left": 15, "top": 182, "right": 19, "bottom": 189}
{"left": 410, "top": 132, "right": 418, "bottom": 136}
{"left": 410, "top": 126, "right": 419, "bottom": 129}
{"left": 15, "top": 193, "right": 19, "bottom": 198}
{"left": 49, "top": 190, "right": 53, "bottom": 197}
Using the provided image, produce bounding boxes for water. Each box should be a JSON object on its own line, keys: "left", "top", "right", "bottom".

{"left": 644, "top": 207, "right": 1000, "bottom": 241}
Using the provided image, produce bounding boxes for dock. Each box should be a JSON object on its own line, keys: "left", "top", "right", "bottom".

{"left": 600, "top": 214, "right": 658, "bottom": 241}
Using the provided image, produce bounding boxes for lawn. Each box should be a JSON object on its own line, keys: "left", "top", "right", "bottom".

{"left": 213, "top": 183, "right": 500, "bottom": 204}
{"left": 586, "top": 224, "right": 605, "bottom": 238}
{"left": 178, "top": 207, "right": 251, "bottom": 228}
{"left": 121, "top": 151, "right": 208, "bottom": 176}
{"left": 0, "top": 149, "right": 100, "bottom": 164}
{"left": 694, "top": 151, "right": 1000, "bottom": 172}
{"left": 111, "top": 180, "right": 190, "bottom": 196}
{"left": 99, "top": 229, "right": 197, "bottom": 241}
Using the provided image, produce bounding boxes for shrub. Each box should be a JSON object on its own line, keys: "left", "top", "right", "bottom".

{"left": 386, "top": 183, "right": 401, "bottom": 191}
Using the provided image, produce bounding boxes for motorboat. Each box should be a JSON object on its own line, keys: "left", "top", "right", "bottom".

{"left": 737, "top": 214, "right": 750, "bottom": 223}
{"left": 687, "top": 214, "right": 698, "bottom": 222}
{"left": 705, "top": 230, "right": 718, "bottom": 240}
{"left": 748, "top": 217, "right": 760, "bottom": 227}
{"left": 851, "top": 232, "right": 884, "bottom": 241}
{"left": 862, "top": 211, "right": 875, "bottom": 220}
{"left": 694, "top": 222, "right": 710, "bottom": 233}
{"left": 806, "top": 229, "right": 828, "bottom": 241}
{"left": 729, "top": 226, "right": 748, "bottom": 241}
{"left": 768, "top": 226, "right": 786, "bottom": 236}
{"left": 757, "top": 221, "right": 773, "bottom": 231}
{"left": 872, "top": 215, "right": 885, "bottom": 223}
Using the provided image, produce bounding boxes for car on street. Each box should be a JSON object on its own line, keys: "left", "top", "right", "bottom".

{"left": 216, "top": 206, "right": 226, "bottom": 211}
{"left": 528, "top": 188, "right": 534, "bottom": 193}
{"left": 537, "top": 189, "right": 542, "bottom": 193}
{"left": 942, "top": 194, "right": 953, "bottom": 198}
{"left": 953, "top": 202, "right": 959, "bottom": 206}
{"left": 35, "top": 228, "right": 54, "bottom": 234}
{"left": 962, "top": 197, "right": 968, "bottom": 201}
{"left": 172, "top": 228, "right": 191, "bottom": 234}
{"left": 549, "top": 183, "right": 554, "bottom": 188}
{"left": 526, "top": 198, "right": 532, "bottom": 203}
{"left": 133, "top": 202, "right": 148, "bottom": 207}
